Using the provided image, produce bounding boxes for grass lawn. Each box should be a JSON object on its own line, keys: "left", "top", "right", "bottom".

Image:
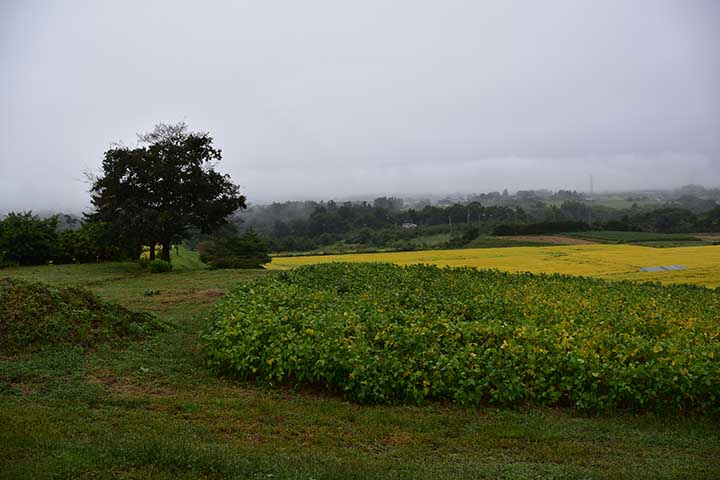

{"left": 1, "top": 251, "right": 719, "bottom": 479}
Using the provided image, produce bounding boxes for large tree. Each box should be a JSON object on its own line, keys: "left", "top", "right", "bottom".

{"left": 87, "top": 123, "right": 245, "bottom": 261}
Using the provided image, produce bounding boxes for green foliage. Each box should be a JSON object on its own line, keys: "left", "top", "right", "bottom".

{"left": 0, "top": 252, "right": 19, "bottom": 269}
{"left": 0, "top": 277, "right": 164, "bottom": 353}
{"left": 493, "top": 221, "right": 589, "bottom": 236}
{"left": 204, "top": 263, "right": 720, "bottom": 413}
{"left": 631, "top": 207, "right": 697, "bottom": 233}
{"left": 447, "top": 227, "right": 480, "bottom": 247}
{"left": 55, "top": 222, "right": 124, "bottom": 263}
{"left": 464, "top": 236, "right": 556, "bottom": 248}
{"left": 236, "top": 191, "right": 720, "bottom": 255}
{"left": 0, "top": 211, "right": 58, "bottom": 265}
{"left": 138, "top": 255, "right": 151, "bottom": 269}
{"left": 87, "top": 123, "right": 246, "bottom": 262}
{"left": 2, "top": 260, "right": 718, "bottom": 478}
{"left": 237, "top": 199, "right": 524, "bottom": 253}
{"left": 698, "top": 206, "right": 720, "bottom": 232}
{"left": 198, "top": 230, "right": 271, "bottom": 269}
{"left": 0, "top": 213, "right": 123, "bottom": 266}
{"left": 567, "top": 231, "right": 700, "bottom": 244}
{"left": 148, "top": 259, "right": 173, "bottom": 273}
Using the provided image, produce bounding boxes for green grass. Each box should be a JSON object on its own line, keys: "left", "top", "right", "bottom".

{"left": 466, "top": 236, "right": 556, "bottom": 248}
{"left": 565, "top": 231, "right": 701, "bottom": 244}
{"left": 1, "top": 253, "right": 719, "bottom": 478}
{"left": 0, "top": 277, "right": 164, "bottom": 353}
{"left": 409, "top": 232, "right": 452, "bottom": 247}
{"left": 592, "top": 197, "right": 661, "bottom": 210}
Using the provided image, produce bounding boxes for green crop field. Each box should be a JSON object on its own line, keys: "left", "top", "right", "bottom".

{"left": 465, "top": 236, "right": 557, "bottom": 248}
{"left": 565, "top": 231, "right": 701, "bottom": 244}
{"left": 2, "top": 252, "right": 720, "bottom": 478}
{"left": 205, "top": 263, "right": 719, "bottom": 412}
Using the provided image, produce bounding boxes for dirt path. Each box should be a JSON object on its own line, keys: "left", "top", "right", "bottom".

{"left": 697, "top": 234, "right": 720, "bottom": 242}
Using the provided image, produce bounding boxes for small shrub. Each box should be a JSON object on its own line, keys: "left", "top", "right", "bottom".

{"left": 148, "top": 259, "right": 173, "bottom": 273}
{"left": 138, "top": 256, "right": 151, "bottom": 269}
{"left": 0, "top": 252, "right": 19, "bottom": 269}
{"left": 448, "top": 227, "right": 480, "bottom": 247}
{"left": 199, "top": 230, "right": 271, "bottom": 269}
{"left": 0, "top": 260, "right": 19, "bottom": 269}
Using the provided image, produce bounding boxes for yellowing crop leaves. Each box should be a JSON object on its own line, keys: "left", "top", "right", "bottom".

{"left": 204, "top": 262, "right": 720, "bottom": 412}
{"left": 269, "top": 244, "right": 720, "bottom": 288}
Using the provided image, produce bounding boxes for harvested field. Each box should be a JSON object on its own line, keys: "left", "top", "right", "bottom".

{"left": 269, "top": 244, "right": 720, "bottom": 288}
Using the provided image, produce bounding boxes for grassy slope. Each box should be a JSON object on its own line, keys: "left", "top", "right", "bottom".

{"left": 1, "top": 252, "right": 719, "bottom": 479}
{"left": 0, "top": 277, "right": 163, "bottom": 353}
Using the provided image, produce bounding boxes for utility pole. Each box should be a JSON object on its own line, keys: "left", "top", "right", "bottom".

{"left": 588, "top": 174, "right": 594, "bottom": 230}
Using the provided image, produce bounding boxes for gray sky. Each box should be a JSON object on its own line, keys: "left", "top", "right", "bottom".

{"left": 1, "top": 0, "right": 719, "bottom": 211}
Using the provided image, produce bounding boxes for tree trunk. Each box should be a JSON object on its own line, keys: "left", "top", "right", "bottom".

{"left": 161, "top": 241, "right": 171, "bottom": 262}
{"left": 149, "top": 243, "right": 156, "bottom": 261}
{"left": 131, "top": 244, "right": 143, "bottom": 262}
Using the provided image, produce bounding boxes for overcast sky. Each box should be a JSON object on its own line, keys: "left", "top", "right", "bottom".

{"left": 1, "top": 0, "right": 719, "bottom": 212}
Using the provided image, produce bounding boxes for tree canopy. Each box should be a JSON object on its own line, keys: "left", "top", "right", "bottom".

{"left": 87, "top": 123, "right": 245, "bottom": 261}
{"left": 0, "top": 212, "right": 58, "bottom": 265}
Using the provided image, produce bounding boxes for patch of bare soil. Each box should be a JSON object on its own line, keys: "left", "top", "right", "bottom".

{"left": 502, "top": 235, "right": 595, "bottom": 245}
{"left": 697, "top": 234, "right": 720, "bottom": 242}
{"left": 152, "top": 289, "right": 226, "bottom": 306}
{"left": 86, "top": 372, "right": 176, "bottom": 398}
{"left": 382, "top": 429, "right": 414, "bottom": 446}
{"left": 9, "top": 383, "right": 35, "bottom": 396}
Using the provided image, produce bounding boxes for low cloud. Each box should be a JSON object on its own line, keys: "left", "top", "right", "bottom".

{"left": 1, "top": 0, "right": 718, "bottom": 211}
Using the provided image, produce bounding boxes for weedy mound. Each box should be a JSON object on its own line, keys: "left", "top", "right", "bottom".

{"left": 0, "top": 277, "right": 165, "bottom": 354}
{"left": 203, "top": 263, "right": 720, "bottom": 413}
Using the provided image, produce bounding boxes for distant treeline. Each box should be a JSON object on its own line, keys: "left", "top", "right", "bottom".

{"left": 3, "top": 192, "right": 720, "bottom": 265}
{"left": 231, "top": 197, "right": 720, "bottom": 253}
{"left": 232, "top": 198, "right": 524, "bottom": 252}
{"left": 494, "top": 207, "right": 720, "bottom": 236}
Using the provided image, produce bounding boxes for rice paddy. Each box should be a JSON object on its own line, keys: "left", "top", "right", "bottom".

{"left": 269, "top": 244, "right": 720, "bottom": 288}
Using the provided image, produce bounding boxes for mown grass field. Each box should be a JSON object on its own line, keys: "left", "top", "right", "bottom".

{"left": 2, "top": 249, "right": 720, "bottom": 479}
{"left": 270, "top": 244, "right": 720, "bottom": 288}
